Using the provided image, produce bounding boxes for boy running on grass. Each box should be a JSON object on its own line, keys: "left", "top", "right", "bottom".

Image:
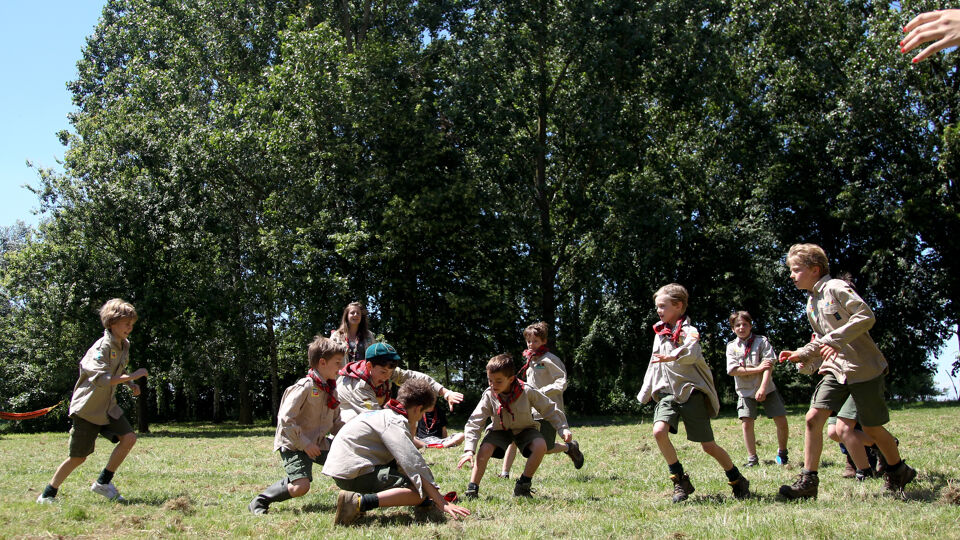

{"left": 778, "top": 243, "right": 916, "bottom": 499}
{"left": 248, "top": 336, "right": 347, "bottom": 514}
{"left": 36, "top": 299, "right": 147, "bottom": 504}
{"left": 637, "top": 284, "right": 750, "bottom": 502}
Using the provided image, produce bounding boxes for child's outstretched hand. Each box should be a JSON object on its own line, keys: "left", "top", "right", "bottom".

{"left": 442, "top": 501, "right": 471, "bottom": 519}
{"left": 819, "top": 343, "right": 840, "bottom": 362}
{"left": 457, "top": 452, "right": 473, "bottom": 469}
{"left": 652, "top": 353, "right": 677, "bottom": 363}
{"left": 443, "top": 390, "right": 464, "bottom": 411}
{"left": 901, "top": 9, "right": 960, "bottom": 63}
{"left": 560, "top": 428, "right": 573, "bottom": 443}
{"left": 778, "top": 351, "right": 799, "bottom": 364}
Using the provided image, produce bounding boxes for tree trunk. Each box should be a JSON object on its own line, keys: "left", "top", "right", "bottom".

{"left": 136, "top": 378, "right": 150, "bottom": 433}
{"left": 267, "top": 315, "right": 280, "bottom": 425}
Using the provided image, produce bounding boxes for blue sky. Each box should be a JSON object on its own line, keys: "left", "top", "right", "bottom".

{"left": 0, "top": 1, "right": 957, "bottom": 396}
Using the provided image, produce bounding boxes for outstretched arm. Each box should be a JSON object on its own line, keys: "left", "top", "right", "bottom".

{"left": 901, "top": 9, "right": 960, "bottom": 63}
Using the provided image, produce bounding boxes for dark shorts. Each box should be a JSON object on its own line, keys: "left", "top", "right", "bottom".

{"left": 481, "top": 427, "right": 544, "bottom": 459}
{"left": 811, "top": 374, "right": 889, "bottom": 427}
{"left": 280, "top": 449, "right": 328, "bottom": 482}
{"left": 538, "top": 420, "right": 558, "bottom": 450}
{"left": 653, "top": 392, "right": 714, "bottom": 443}
{"left": 737, "top": 390, "right": 787, "bottom": 419}
{"left": 68, "top": 414, "right": 134, "bottom": 458}
{"left": 332, "top": 462, "right": 410, "bottom": 493}
{"left": 826, "top": 396, "right": 859, "bottom": 426}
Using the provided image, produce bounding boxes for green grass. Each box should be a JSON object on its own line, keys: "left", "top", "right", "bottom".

{"left": 3, "top": 402, "right": 959, "bottom": 539}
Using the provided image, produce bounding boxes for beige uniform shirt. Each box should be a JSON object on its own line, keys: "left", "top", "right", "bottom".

{"left": 322, "top": 409, "right": 435, "bottom": 498}
{"left": 273, "top": 377, "right": 345, "bottom": 452}
{"left": 725, "top": 334, "right": 777, "bottom": 397}
{"left": 524, "top": 351, "right": 567, "bottom": 415}
{"left": 637, "top": 319, "right": 720, "bottom": 418}
{"left": 463, "top": 385, "right": 569, "bottom": 454}
{"left": 68, "top": 329, "right": 130, "bottom": 425}
{"left": 337, "top": 367, "right": 444, "bottom": 424}
{"left": 796, "top": 275, "right": 888, "bottom": 384}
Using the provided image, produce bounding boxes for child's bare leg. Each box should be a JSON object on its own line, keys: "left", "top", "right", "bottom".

{"left": 803, "top": 408, "right": 831, "bottom": 471}
{"left": 521, "top": 438, "right": 546, "bottom": 478}
{"left": 836, "top": 418, "right": 870, "bottom": 469}
{"left": 288, "top": 478, "right": 310, "bottom": 498}
{"left": 501, "top": 443, "right": 516, "bottom": 475}
{"left": 773, "top": 416, "right": 789, "bottom": 452}
{"left": 701, "top": 441, "right": 734, "bottom": 471}
{"left": 740, "top": 417, "right": 757, "bottom": 457}
{"left": 546, "top": 441, "right": 568, "bottom": 454}
{"left": 50, "top": 456, "right": 86, "bottom": 488}
{"left": 861, "top": 425, "right": 901, "bottom": 466}
{"left": 470, "top": 443, "right": 496, "bottom": 484}
{"left": 104, "top": 432, "right": 137, "bottom": 473}
{"left": 653, "top": 421, "right": 678, "bottom": 464}
{"left": 827, "top": 423, "right": 841, "bottom": 443}
{"left": 374, "top": 486, "right": 425, "bottom": 508}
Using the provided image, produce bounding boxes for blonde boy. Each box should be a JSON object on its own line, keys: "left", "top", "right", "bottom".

{"left": 778, "top": 244, "right": 916, "bottom": 499}
{"left": 637, "top": 284, "right": 750, "bottom": 502}
{"left": 324, "top": 379, "right": 470, "bottom": 525}
{"left": 36, "top": 299, "right": 147, "bottom": 504}
{"left": 725, "top": 311, "right": 789, "bottom": 466}
{"left": 457, "top": 354, "right": 574, "bottom": 498}
{"left": 248, "top": 336, "right": 348, "bottom": 514}
{"left": 499, "top": 322, "right": 583, "bottom": 477}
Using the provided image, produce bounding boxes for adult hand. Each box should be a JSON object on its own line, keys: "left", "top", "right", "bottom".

{"left": 901, "top": 9, "right": 960, "bottom": 63}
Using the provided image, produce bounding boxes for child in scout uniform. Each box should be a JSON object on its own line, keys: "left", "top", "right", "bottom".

{"left": 336, "top": 342, "right": 463, "bottom": 424}
{"left": 637, "top": 284, "right": 751, "bottom": 503}
{"left": 778, "top": 243, "right": 916, "bottom": 499}
{"left": 725, "top": 311, "right": 790, "bottom": 467}
{"left": 248, "top": 336, "right": 348, "bottom": 514}
{"left": 324, "top": 379, "right": 471, "bottom": 525}
{"left": 415, "top": 404, "right": 465, "bottom": 449}
{"left": 457, "top": 353, "right": 576, "bottom": 498}
{"left": 499, "top": 322, "right": 583, "bottom": 478}
{"left": 36, "top": 299, "right": 147, "bottom": 504}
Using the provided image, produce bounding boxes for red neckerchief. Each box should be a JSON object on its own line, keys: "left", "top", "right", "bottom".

{"left": 653, "top": 316, "right": 686, "bottom": 344}
{"left": 422, "top": 410, "right": 438, "bottom": 432}
{"left": 385, "top": 398, "right": 408, "bottom": 418}
{"left": 740, "top": 334, "right": 756, "bottom": 365}
{"left": 495, "top": 379, "right": 525, "bottom": 426}
{"left": 307, "top": 368, "right": 340, "bottom": 409}
{"left": 518, "top": 345, "right": 549, "bottom": 381}
{"left": 339, "top": 360, "right": 390, "bottom": 398}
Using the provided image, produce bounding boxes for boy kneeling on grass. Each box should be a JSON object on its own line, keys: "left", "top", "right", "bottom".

{"left": 324, "top": 378, "right": 470, "bottom": 526}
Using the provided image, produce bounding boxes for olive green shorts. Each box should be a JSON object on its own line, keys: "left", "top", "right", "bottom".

{"left": 481, "top": 427, "right": 544, "bottom": 458}
{"left": 811, "top": 374, "right": 888, "bottom": 427}
{"left": 68, "top": 414, "right": 133, "bottom": 458}
{"left": 653, "top": 392, "right": 714, "bottom": 443}
{"left": 538, "top": 420, "right": 558, "bottom": 450}
{"left": 280, "top": 449, "right": 328, "bottom": 482}
{"left": 332, "top": 462, "right": 410, "bottom": 493}
{"left": 737, "top": 390, "right": 787, "bottom": 420}
{"left": 826, "top": 395, "right": 859, "bottom": 426}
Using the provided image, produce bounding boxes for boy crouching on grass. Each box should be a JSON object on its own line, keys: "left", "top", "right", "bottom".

{"left": 637, "top": 284, "right": 750, "bottom": 503}
{"left": 37, "top": 299, "right": 147, "bottom": 504}
{"left": 778, "top": 244, "right": 916, "bottom": 500}
{"left": 248, "top": 336, "right": 348, "bottom": 514}
{"left": 457, "top": 353, "right": 575, "bottom": 499}
{"left": 324, "top": 379, "right": 470, "bottom": 526}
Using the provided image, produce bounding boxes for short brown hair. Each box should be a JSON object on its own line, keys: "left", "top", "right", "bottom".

{"left": 787, "top": 243, "right": 830, "bottom": 277}
{"left": 523, "top": 322, "right": 549, "bottom": 342}
{"left": 307, "top": 336, "right": 348, "bottom": 370}
{"left": 99, "top": 298, "right": 137, "bottom": 328}
{"left": 486, "top": 353, "right": 516, "bottom": 377}
{"left": 397, "top": 378, "right": 437, "bottom": 410}
{"left": 729, "top": 311, "right": 753, "bottom": 327}
{"left": 653, "top": 283, "right": 688, "bottom": 313}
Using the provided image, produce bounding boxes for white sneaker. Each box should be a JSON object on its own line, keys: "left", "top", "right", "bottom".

{"left": 36, "top": 493, "right": 56, "bottom": 504}
{"left": 90, "top": 481, "right": 125, "bottom": 502}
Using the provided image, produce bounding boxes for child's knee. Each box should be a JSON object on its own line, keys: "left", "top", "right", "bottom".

{"left": 289, "top": 478, "right": 310, "bottom": 497}
{"left": 700, "top": 441, "right": 719, "bottom": 455}
{"left": 740, "top": 417, "right": 754, "bottom": 427}
{"left": 652, "top": 422, "right": 670, "bottom": 439}
{"left": 527, "top": 438, "right": 547, "bottom": 456}
{"left": 477, "top": 443, "right": 496, "bottom": 461}
{"left": 804, "top": 408, "right": 828, "bottom": 428}
{"left": 119, "top": 432, "right": 137, "bottom": 447}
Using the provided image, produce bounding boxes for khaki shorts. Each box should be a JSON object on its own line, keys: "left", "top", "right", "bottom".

{"left": 653, "top": 392, "right": 714, "bottom": 443}
{"left": 737, "top": 390, "right": 787, "bottom": 419}
{"left": 481, "top": 427, "right": 544, "bottom": 458}
{"left": 332, "top": 462, "right": 409, "bottom": 493}
{"left": 811, "top": 374, "right": 888, "bottom": 427}
{"left": 280, "top": 449, "right": 328, "bottom": 482}
{"left": 69, "top": 414, "right": 133, "bottom": 458}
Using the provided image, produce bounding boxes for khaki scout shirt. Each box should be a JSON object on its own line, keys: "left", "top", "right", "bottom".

{"left": 336, "top": 367, "right": 443, "bottom": 424}
{"left": 273, "top": 377, "right": 345, "bottom": 452}
{"left": 637, "top": 319, "right": 720, "bottom": 418}
{"left": 796, "top": 275, "right": 888, "bottom": 384}
{"left": 524, "top": 351, "right": 567, "bottom": 415}
{"left": 725, "top": 334, "right": 777, "bottom": 398}
{"left": 462, "top": 385, "right": 569, "bottom": 454}
{"left": 68, "top": 329, "right": 130, "bottom": 425}
{"left": 323, "top": 409, "right": 435, "bottom": 498}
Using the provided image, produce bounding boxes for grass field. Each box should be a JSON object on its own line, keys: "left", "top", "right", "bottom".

{"left": 2, "top": 402, "right": 959, "bottom": 539}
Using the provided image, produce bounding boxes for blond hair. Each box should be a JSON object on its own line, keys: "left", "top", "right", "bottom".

{"left": 486, "top": 353, "right": 516, "bottom": 377}
{"left": 99, "top": 298, "right": 137, "bottom": 328}
{"left": 787, "top": 243, "right": 830, "bottom": 277}
{"left": 307, "top": 335, "right": 349, "bottom": 370}
{"left": 653, "top": 283, "right": 689, "bottom": 313}
{"left": 523, "top": 321, "right": 549, "bottom": 342}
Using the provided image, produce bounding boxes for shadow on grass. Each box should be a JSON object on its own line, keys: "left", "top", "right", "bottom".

{"left": 296, "top": 502, "right": 337, "bottom": 513}
{"left": 140, "top": 427, "right": 274, "bottom": 439}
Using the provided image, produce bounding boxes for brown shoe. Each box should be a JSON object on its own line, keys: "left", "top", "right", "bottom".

{"left": 779, "top": 471, "right": 819, "bottom": 500}
{"left": 842, "top": 455, "right": 857, "bottom": 478}
{"left": 333, "top": 491, "right": 361, "bottom": 526}
{"left": 671, "top": 473, "right": 695, "bottom": 503}
{"left": 883, "top": 461, "right": 917, "bottom": 494}
{"left": 729, "top": 475, "right": 751, "bottom": 499}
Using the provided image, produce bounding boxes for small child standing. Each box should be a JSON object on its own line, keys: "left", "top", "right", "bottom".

{"left": 499, "top": 322, "right": 584, "bottom": 477}
{"left": 324, "top": 379, "right": 470, "bottom": 525}
{"left": 725, "top": 311, "right": 789, "bottom": 467}
{"left": 36, "top": 299, "right": 148, "bottom": 504}
{"left": 458, "top": 354, "right": 575, "bottom": 498}
{"left": 779, "top": 244, "right": 916, "bottom": 499}
{"left": 637, "top": 284, "right": 750, "bottom": 502}
{"left": 248, "top": 336, "right": 348, "bottom": 514}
